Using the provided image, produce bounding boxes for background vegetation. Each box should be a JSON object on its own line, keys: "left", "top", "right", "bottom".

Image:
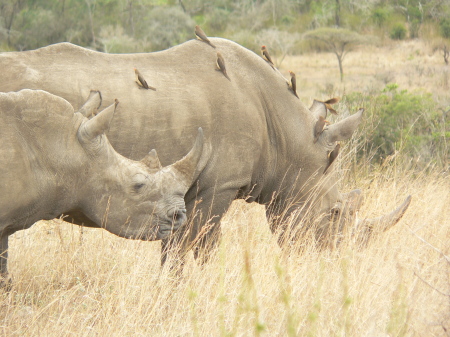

{"left": 2, "top": 0, "right": 449, "bottom": 167}
{"left": 0, "top": 2, "right": 449, "bottom": 335}
{"left": 1, "top": 0, "right": 450, "bottom": 54}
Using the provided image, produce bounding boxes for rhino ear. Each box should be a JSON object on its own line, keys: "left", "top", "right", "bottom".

{"left": 78, "top": 90, "right": 102, "bottom": 118}
{"left": 310, "top": 99, "right": 327, "bottom": 120}
{"left": 78, "top": 99, "right": 118, "bottom": 142}
{"left": 324, "top": 108, "right": 363, "bottom": 143}
{"left": 141, "top": 149, "right": 162, "bottom": 171}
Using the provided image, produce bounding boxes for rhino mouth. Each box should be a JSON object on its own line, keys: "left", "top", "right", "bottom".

{"left": 158, "top": 228, "right": 176, "bottom": 239}
{"left": 157, "top": 218, "right": 185, "bottom": 239}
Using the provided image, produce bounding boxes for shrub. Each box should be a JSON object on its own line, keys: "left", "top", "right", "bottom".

{"left": 345, "top": 85, "right": 448, "bottom": 167}
{"left": 371, "top": 7, "right": 390, "bottom": 27}
{"left": 205, "top": 8, "right": 229, "bottom": 34}
{"left": 390, "top": 24, "right": 407, "bottom": 40}
{"left": 11, "top": 8, "right": 60, "bottom": 50}
{"left": 440, "top": 18, "right": 450, "bottom": 38}
{"left": 137, "top": 7, "right": 194, "bottom": 52}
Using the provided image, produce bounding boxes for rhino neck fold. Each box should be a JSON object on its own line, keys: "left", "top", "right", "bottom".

{"left": 254, "top": 90, "right": 315, "bottom": 207}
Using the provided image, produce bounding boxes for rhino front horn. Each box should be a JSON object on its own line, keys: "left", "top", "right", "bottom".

{"left": 355, "top": 195, "right": 412, "bottom": 245}
{"left": 78, "top": 101, "right": 117, "bottom": 142}
{"left": 169, "top": 128, "right": 206, "bottom": 188}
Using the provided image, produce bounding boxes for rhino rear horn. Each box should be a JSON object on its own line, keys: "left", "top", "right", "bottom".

{"left": 324, "top": 108, "right": 364, "bottom": 143}
{"left": 77, "top": 100, "right": 117, "bottom": 142}
{"left": 169, "top": 128, "right": 206, "bottom": 188}
{"left": 310, "top": 99, "right": 327, "bottom": 120}
{"left": 78, "top": 90, "right": 102, "bottom": 118}
{"left": 141, "top": 149, "right": 162, "bottom": 172}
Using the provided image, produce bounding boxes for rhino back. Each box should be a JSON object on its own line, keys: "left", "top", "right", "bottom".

{"left": 0, "top": 39, "right": 314, "bottom": 197}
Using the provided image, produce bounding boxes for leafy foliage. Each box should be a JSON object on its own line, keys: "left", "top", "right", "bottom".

{"left": 345, "top": 85, "right": 449, "bottom": 166}
{"left": 440, "top": 18, "right": 450, "bottom": 39}
{"left": 138, "top": 6, "right": 194, "bottom": 51}
{"left": 371, "top": 7, "right": 391, "bottom": 27}
{"left": 390, "top": 24, "right": 407, "bottom": 40}
{"left": 1, "top": 0, "right": 450, "bottom": 52}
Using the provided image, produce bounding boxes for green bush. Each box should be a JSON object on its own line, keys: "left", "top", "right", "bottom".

{"left": 371, "top": 7, "right": 390, "bottom": 27}
{"left": 345, "top": 85, "right": 448, "bottom": 167}
{"left": 440, "top": 18, "right": 450, "bottom": 38}
{"left": 137, "top": 7, "right": 194, "bottom": 51}
{"left": 205, "top": 8, "right": 229, "bottom": 34}
{"left": 12, "top": 8, "right": 60, "bottom": 50}
{"left": 390, "top": 24, "right": 407, "bottom": 40}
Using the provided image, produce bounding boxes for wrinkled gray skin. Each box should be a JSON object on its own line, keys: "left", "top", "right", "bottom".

{"left": 0, "top": 89, "right": 207, "bottom": 276}
{"left": 0, "top": 39, "right": 411, "bottom": 266}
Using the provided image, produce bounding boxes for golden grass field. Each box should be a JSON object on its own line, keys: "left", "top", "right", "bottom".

{"left": 1, "top": 40, "right": 449, "bottom": 336}
{"left": 281, "top": 39, "right": 450, "bottom": 106}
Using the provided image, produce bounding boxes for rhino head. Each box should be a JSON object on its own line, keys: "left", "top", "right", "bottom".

{"left": 71, "top": 100, "right": 206, "bottom": 240}
{"left": 1, "top": 89, "right": 211, "bottom": 277}
{"left": 266, "top": 101, "right": 411, "bottom": 248}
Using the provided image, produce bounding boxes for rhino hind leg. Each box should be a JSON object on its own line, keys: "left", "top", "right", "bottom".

{"left": 0, "top": 235, "right": 10, "bottom": 287}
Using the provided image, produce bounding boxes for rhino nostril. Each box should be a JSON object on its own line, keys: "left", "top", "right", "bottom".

{"left": 171, "top": 209, "right": 187, "bottom": 223}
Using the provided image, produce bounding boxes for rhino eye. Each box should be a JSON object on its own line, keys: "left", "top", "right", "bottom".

{"left": 331, "top": 208, "right": 340, "bottom": 217}
{"left": 133, "top": 183, "right": 145, "bottom": 191}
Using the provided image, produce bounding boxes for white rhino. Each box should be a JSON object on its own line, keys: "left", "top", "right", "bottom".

{"left": 0, "top": 39, "right": 411, "bottom": 266}
{"left": 0, "top": 89, "right": 206, "bottom": 277}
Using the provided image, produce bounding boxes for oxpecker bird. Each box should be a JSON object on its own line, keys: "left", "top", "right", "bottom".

{"left": 323, "top": 97, "right": 340, "bottom": 115}
{"left": 289, "top": 70, "right": 299, "bottom": 98}
{"left": 216, "top": 52, "right": 230, "bottom": 81}
{"left": 323, "top": 143, "right": 340, "bottom": 174}
{"left": 134, "top": 68, "right": 156, "bottom": 91}
{"left": 195, "top": 25, "right": 216, "bottom": 48}
{"left": 261, "top": 45, "right": 275, "bottom": 69}
{"left": 314, "top": 115, "right": 327, "bottom": 143}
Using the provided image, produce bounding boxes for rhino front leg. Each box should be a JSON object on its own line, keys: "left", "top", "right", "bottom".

{"left": 161, "top": 188, "right": 237, "bottom": 268}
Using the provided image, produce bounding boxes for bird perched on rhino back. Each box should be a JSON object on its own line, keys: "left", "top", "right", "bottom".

{"left": 288, "top": 70, "right": 299, "bottom": 98}
{"left": 195, "top": 25, "right": 216, "bottom": 49}
{"left": 314, "top": 115, "right": 327, "bottom": 143}
{"left": 321, "top": 97, "right": 340, "bottom": 115}
{"left": 261, "top": 45, "right": 275, "bottom": 69}
{"left": 323, "top": 143, "right": 340, "bottom": 174}
{"left": 134, "top": 68, "right": 156, "bottom": 91}
{"left": 216, "top": 52, "right": 230, "bottom": 81}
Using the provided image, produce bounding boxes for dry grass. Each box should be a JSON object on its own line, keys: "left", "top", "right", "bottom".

{"left": 1, "top": 40, "right": 449, "bottom": 336}
{"left": 1, "top": 167, "right": 449, "bottom": 336}
{"left": 281, "top": 39, "right": 450, "bottom": 106}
